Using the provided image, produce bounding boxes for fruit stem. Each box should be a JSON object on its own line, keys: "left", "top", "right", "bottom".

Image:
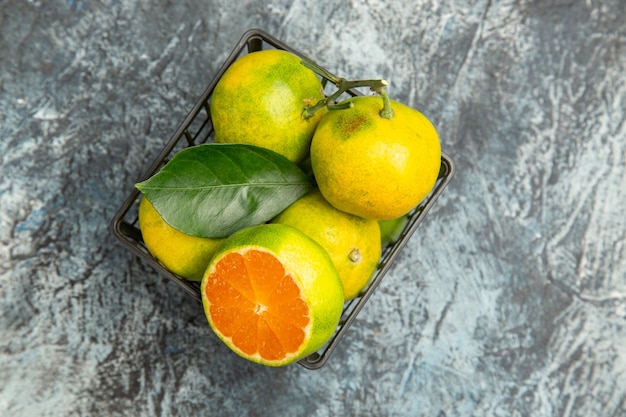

{"left": 300, "top": 57, "right": 395, "bottom": 119}
{"left": 300, "top": 57, "right": 341, "bottom": 84}
{"left": 348, "top": 248, "right": 361, "bottom": 264}
{"left": 375, "top": 86, "right": 395, "bottom": 120}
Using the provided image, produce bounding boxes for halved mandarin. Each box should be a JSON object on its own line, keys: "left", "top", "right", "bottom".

{"left": 201, "top": 224, "right": 344, "bottom": 366}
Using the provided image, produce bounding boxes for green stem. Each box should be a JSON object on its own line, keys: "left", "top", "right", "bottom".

{"left": 300, "top": 57, "right": 395, "bottom": 120}
{"left": 375, "top": 86, "right": 395, "bottom": 120}
{"left": 300, "top": 57, "right": 340, "bottom": 84}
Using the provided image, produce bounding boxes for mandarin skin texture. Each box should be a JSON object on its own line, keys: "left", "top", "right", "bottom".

{"left": 311, "top": 95, "right": 441, "bottom": 220}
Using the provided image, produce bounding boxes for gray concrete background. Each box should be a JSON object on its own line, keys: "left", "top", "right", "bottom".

{"left": 1, "top": 1, "right": 625, "bottom": 416}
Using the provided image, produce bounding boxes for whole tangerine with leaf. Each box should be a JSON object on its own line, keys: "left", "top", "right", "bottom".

{"left": 210, "top": 49, "right": 325, "bottom": 163}
{"left": 200, "top": 223, "right": 344, "bottom": 366}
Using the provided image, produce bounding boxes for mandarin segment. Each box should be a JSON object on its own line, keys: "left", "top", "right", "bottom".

{"left": 263, "top": 314, "right": 306, "bottom": 353}
{"left": 256, "top": 317, "right": 287, "bottom": 360}
{"left": 268, "top": 284, "right": 310, "bottom": 328}
{"left": 243, "top": 249, "right": 287, "bottom": 305}
{"left": 208, "top": 305, "right": 253, "bottom": 339}
{"left": 231, "top": 315, "right": 260, "bottom": 355}
{"left": 205, "top": 277, "right": 255, "bottom": 310}
{"left": 206, "top": 252, "right": 256, "bottom": 305}
{"left": 268, "top": 273, "right": 303, "bottom": 303}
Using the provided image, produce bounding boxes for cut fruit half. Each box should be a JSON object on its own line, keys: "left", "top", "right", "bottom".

{"left": 200, "top": 224, "right": 344, "bottom": 366}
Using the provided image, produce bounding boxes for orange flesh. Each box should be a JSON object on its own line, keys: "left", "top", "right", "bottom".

{"left": 205, "top": 249, "right": 311, "bottom": 361}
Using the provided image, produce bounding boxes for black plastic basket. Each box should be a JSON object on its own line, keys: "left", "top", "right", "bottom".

{"left": 109, "top": 28, "right": 455, "bottom": 370}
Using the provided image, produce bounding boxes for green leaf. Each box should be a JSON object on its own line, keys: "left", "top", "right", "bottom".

{"left": 136, "top": 143, "right": 313, "bottom": 238}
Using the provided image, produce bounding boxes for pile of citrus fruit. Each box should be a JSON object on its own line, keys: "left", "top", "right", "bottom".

{"left": 135, "top": 48, "right": 441, "bottom": 366}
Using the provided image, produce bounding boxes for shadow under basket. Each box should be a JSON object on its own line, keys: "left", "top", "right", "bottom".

{"left": 108, "top": 28, "right": 456, "bottom": 370}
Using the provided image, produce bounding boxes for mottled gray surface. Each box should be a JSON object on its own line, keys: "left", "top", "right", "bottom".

{"left": 1, "top": 0, "right": 625, "bottom": 416}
